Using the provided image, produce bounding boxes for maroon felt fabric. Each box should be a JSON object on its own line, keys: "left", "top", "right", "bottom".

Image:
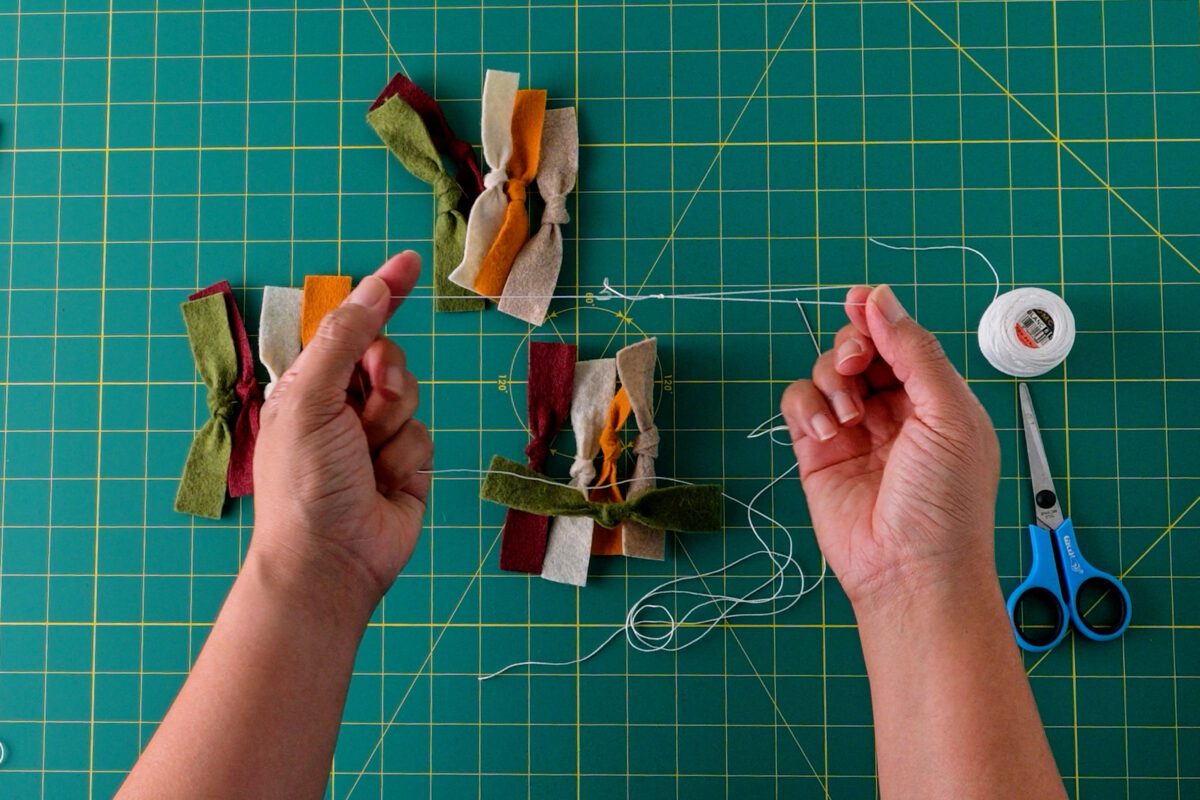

{"left": 499, "top": 342, "right": 578, "bottom": 573}
{"left": 371, "top": 72, "right": 485, "bottom": 215}
{"left": 189, "top": 281, "right": 263, "bottom": 497}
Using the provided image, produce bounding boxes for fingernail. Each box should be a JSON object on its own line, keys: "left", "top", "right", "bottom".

{"left": 835, "top": 338, "right": 865, "bottom": 367}
{"left": 810, "top": 412, "right": 837, "bottom": 441}
{"left": 872, "top": 284, "right": 908, "bottom": 324}
{"left": 384, "top": 365, "right": 406, "bottom": 398}
{"left": 347, "top": 275, "right": 388, "bottom": 308}
{"left": 831, "top": 391, "right": 858, "bottom": 423}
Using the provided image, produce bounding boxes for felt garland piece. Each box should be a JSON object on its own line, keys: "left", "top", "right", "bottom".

{"left": 367, "top": 95, "right": 483, "bottom": 313}
{"left": 448, "top": 70, "right": 519, "bottom": 293}
{"left": 259, "top": 286, "right": 303, "bottom": 398}
{"left": 370, "top": 72, "right": 485, "bottom": 214}
{"left": 499, "top": 342, "right": 578, "bottom": 573}
{"left": 300, "top": 275, "right": 352, "bottom": 347}
{"left": 473, "top": 89, "right": 547, "bottom": 298}
{"left": 188, "top": 281, "right": 263, "bottom": 497}
{"left": 590, "top": 387, "right": 633, "bottom": 555}
{"left": 616, "top": 338, "right": 663, "bottom": 560}
{"left": 541, "top": 358, "right": 616, "bottom": 586}
{"left": 497, "top": 107, "right": 578, "bottom": 326}
{"left": 174, "top": 293, "right": 238, "bottom": 519}
{"left": 482, "top": 455, "right": 722, "bottom": 533}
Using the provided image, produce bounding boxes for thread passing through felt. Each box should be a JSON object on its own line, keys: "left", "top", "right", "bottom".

{"left": 424, "top": 409, "right": 825, "bottom": 681}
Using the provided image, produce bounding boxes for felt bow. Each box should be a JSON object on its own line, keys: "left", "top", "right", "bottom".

{"left": 498, "top": 107, "right": 578, "bottom": 325}
{"left": 188, "top": 281, "right": 263, "bottom": 497}
{"left": 590, "top": 387, "right": 633, "bottom": 555}
{"left": 259, "top": 286, "right": 302, "bottom": 398}
{"left": 499, "top": 342, "right": 578, "bottom": 573}
{"left": 367, "top": 95, "right": 483, "bottom": 312}
{"left": 616, "top": 338, "right": 662, "bottom": 560}
{"left": 448, "top": 70, "right": 519, "bottom": 293}
{"left": 482, "top": 456, "right": 721, "bottom": 533}
{"left": 370, "top": 72, "right": 485, "bottom": 214}
{"left": 301, "top": 275, "right": 351, "bottom": 346}
{"left": 174, "top": 293, "right": 239, "bottom": 519}
{"left": 473, "top": 89, "right": 547, "bottom": 298}
{"left": 541, "top": 358, "right": 616, "bottom": 586}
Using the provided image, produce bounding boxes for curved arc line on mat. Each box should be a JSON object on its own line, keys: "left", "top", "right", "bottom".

{"left": 340, "top": 529, "right": 505, "bottom": 798}
{"left": 1022, "top": 491, "right": 1200, "bottom": 678}
{"left": 600, "top": 0, "right": 814, "bottom": 357}
{"left": 908, "top": 0, "right": 1199, "bottom": 277}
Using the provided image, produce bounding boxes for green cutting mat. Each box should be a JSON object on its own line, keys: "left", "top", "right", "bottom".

{"left": 1, "top": 0, "right": 1199, "bottom": 797}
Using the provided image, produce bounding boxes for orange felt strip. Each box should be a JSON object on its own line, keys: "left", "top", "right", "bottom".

{"left": 590, "top": 387, "right": 633, "bottom": 555}
{"left": 473, "top": 89, "right": 547, "bottom": 298}
{"left": 300, "top": 275, "right": 352, "bottom": 347}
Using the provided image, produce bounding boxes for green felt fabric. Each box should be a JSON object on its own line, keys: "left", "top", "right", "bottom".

{"left": 367, "top": 95, "right": 484, "bottom": 312}
{"left": 480, "top": 455, "right": 722, "bottom": 532}
{"left": 174, "top": 293, "right": 238, "bottom": 519}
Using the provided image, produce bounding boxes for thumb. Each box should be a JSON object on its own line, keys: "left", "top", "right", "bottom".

{"left": 287, "top": 274, "right": 391, "bottom": 405}
{"left": 864, "top": 284, "right": 969, "bottom": 415}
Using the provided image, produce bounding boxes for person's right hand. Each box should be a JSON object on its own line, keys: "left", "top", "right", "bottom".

{"left": 780, "top": 285, "right": 1000, "bottom": 607}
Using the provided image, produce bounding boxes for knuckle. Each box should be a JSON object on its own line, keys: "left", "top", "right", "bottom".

{"left": 314, "top": 307, "right": 366, "bottom": 351}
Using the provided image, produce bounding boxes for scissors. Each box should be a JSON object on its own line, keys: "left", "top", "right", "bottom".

{"left": 1005, "top": 383, "right": 1132, "bottom": 653}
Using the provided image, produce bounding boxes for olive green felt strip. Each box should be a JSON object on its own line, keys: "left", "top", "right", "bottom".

{"left": 481, "top": 455, "right": 722, "bottom": 533}
{"left": 367, "top": 95, "right": 483, "bottom": 312}
{"left": 174, "top": 293, "right": 238, "bottom": 519}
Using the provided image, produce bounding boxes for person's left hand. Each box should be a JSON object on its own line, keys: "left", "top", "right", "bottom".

{"left": 251, "top": 252, "right": 433, "bottom": 605}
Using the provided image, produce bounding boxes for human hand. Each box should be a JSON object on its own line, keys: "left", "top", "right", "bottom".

{"left": 781, "top": 285, "right": 1000, "bottom": 608}
{"left": 251, "top": 252, "right": 433, "bottom": 607}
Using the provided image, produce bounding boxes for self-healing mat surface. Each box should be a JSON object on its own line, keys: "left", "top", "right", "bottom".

{"left": 1, "top": 1, "right": 1199, "bottom": 798}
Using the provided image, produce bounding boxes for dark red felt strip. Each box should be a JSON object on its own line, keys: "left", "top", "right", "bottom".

{"left": 499, "top": 342, "right": 578, "bottom": 573}
{"left": 189, "top": 281, "right": 263, "bottom": 497}
{"left": 371, "top": 72, "right": 485, "bottom": 213}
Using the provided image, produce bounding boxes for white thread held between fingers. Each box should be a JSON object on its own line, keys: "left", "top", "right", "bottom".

{"left": 977, "top": 287, "right": 1076, "bottom": 377}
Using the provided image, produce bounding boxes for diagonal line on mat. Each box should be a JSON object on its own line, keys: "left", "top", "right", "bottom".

{"left": 1024, "top": 492, "right": 1200, "bottom": 677}
{"left": 908, "top": 0, "right": 1200, "bottom": 278}
{"left": 342, "top": 527, "right": 503, "bottom": 798}
{"left": 601, "top": 0, "right": 813, "bottom": 354}
{"left": 675, "top": 540, "right": 832, "bottom": 798}
{"left": 358, "top": 0, "right": 411, "bottom": 77}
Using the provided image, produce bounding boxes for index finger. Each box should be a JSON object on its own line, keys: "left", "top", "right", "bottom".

{"left": 844, "top": 285, "right": 872, "bottom": 337}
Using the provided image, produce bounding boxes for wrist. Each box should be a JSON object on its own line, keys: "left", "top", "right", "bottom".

{"left": 848, "top": 549, "right": 1001, "bottom": 626}
{"left": 244, "top": 530, "right": 381, "bottom": 628}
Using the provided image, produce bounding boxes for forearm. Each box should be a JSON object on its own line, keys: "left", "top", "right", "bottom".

{"left": 118, "top": 537, "right": 376, "bottom": 799}
{"left": 854, "top": 560, "right": 1066, "bottom": 799}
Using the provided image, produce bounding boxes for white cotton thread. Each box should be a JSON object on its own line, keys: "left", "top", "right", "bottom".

{"left": 976, "top": 287, "right": 1076, "bottom": 377}
{"left": 418, "top": 413, "right": 825, "bottom": 682}
{"left": 0, "top": 738, "right": 7, "bottom": 767}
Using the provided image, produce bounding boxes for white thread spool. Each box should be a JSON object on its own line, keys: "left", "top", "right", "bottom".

{"left": 977, "top": 288, "right": 1076, "bottom": 377}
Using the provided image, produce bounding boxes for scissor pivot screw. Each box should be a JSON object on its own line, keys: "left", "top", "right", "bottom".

{"left": 1036, "top": 490, "right": 1056, "bottom": 509}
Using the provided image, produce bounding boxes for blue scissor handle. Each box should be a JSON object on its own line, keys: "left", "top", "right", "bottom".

{"left": 1007, "top": 525, "right": 1071, "bottom": 653}
{"left": 1052, "top": 518, "right": 1132, "bottom": 642}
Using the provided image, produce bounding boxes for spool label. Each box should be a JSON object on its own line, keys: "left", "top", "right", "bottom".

{"left": 1014, "top": 308, "right": 1055, "bottom": 349}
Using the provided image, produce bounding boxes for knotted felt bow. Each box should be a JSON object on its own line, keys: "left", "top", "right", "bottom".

{"left": 368, "top": 95, "right": 483, "bottom": 312}
{"left": 482, "top": 456, "right": 721, "bottom": 533}
{"left": 187, "top": 281, "right": 263, "bottom": 497}
{"left": 541, "top": 358, "right": 616, "bottom": 586}
{"left": 259, "top": 286, "right": 302, "bottom": 398}
{"left": 174, "top": 293, "right": 239, "bottom": 519}
{"left": 370, "top": 72, "right": 485, "bottom": 215}
{"left": 499, "top": 342, "right": 577, "bottom": 573}
{"left": 301, "top": 275, "right": 351, "bottom": 346}
{"left": 497, "top": 107, "right": 578, "bottom": 325}
{"left": 473, "top": 89, "right": 547, "bottom": 298}
{"left": 590, "top": 387, "right": 633, "bottom": 555}
{"left": 616, "top": 338, "right": 662, "bottom": 560}
{"left": 448, "top": 69, "right": 519, "bottom": 293}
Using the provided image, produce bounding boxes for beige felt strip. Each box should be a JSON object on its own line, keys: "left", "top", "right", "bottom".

{"left": 616, "top": 338, "right": 664, "bottom": 560}
{"left": 447, "top": 69, "right": 519, "bottom": 293}
{"left": 540, "top": 357, "right": 617, "bottom": 586}
{"left": 259, "top": 286, "right": 302, "bottom": 398}
{"left": 496, "top": 107, "right": 578, "bottom": 325}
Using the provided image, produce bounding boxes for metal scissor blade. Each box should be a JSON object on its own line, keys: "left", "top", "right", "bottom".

{"left": 1019, "top": 383, "right": 1065, "bottom": 531}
